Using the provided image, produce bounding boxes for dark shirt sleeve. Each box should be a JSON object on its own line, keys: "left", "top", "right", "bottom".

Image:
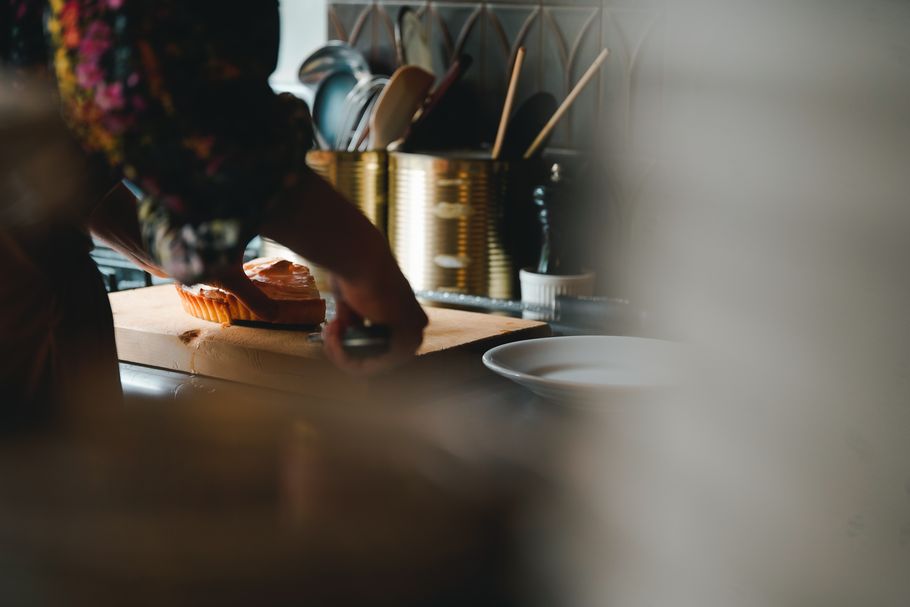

{"left": 46, "top": 0, "right": 314, "bottom": 284}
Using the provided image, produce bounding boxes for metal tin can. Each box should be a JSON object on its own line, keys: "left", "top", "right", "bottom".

{"left": 262, "top": 150, "right": 388, "bottom": 291}
{"left": 305, "top": 150, "right": 388, "bottom": 235}
{"left": 388, "top": 151, "right": 515, "bottom": 299}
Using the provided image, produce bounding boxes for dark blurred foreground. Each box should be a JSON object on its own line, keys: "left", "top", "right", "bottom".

{"left": 0, "top": 386, "right": 563, "bottom": 607}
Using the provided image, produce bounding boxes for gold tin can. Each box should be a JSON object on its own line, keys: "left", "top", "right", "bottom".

{"left": 388, "top": 151, "right": 514, "bottom": 299}
{"left": 262, "top": 150, "right": 388, "bottom": 291}
{"left": 305, "top": 150, "right": 388, "bottom": 235}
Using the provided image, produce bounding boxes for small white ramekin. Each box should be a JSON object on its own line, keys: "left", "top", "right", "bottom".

{"left": 519, "top": 269, "right": 596, "bottom": 320}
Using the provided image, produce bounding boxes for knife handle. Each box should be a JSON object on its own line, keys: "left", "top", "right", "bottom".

{"left": 308, "top": 324, "right": 391, "bottom": 359}
{"left": 326, "top": 280, "right": 392, "bottom": 359}
{"left": 340, "top": 324, "right": 391, "bottom": 359}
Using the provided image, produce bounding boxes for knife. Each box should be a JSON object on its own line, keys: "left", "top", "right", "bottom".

{"left": 306, "top": 324, "right": 391, "bottom": 359}
{"left": 230, "top": 319, "right": 391, "bottom": 359}
{"left": 315, "top": 281, "right": 392, "bottom": 359}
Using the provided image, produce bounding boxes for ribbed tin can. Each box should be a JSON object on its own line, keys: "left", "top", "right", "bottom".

{"left": 262, "top": 150, "right": 388, "bottom": 291}
{"left": 305, "top": 150, "right": 388, "bottom": 235}
{"left": 388, "top": 152, "right": 515, "bottom": 299}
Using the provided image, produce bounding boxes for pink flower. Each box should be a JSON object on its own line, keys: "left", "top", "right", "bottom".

{"left": 95, "top": 82, "right": 125, "bottom": 111}
{"left": 107, "top": 0, "right": 124, "bottom": 9}
{"left": 75, "top": 61, "right": 104, "bottom": 88}
{"left": 79, "top": 36, "right": 110, "bottom": 61}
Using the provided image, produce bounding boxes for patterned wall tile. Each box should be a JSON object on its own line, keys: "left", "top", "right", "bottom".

{"left": 543, "top": 5, "right": 602, "bottom": 146}
{"left": 484, "top": 5, "right": 540, "bottom": 139}
{"left": 328, "top": 2, "right": 398, "bottom": 73}
{"left": 601, "top": 6, "right": 663, "bottom": 155}
{"left": 327, "top": 1, "right": 610, "bottom": 149}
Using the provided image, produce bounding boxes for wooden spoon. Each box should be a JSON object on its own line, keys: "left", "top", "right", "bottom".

{"left": 492, "top": 47, "right": 526, "bottom": 160}
{"left": 523, "top": 48, "right": 609, "bottom": 159}
{"left": 499, "top": 92, "right": 558, "bottom": 160}
{"left": 402, "top": 54, "right": 473, "bottom": 148}
{"left": 369, "top": 65, "right": 435, "bottom": 149}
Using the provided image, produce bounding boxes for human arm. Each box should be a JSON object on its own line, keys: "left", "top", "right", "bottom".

{"left": 261, "top": 168, "right": 427, "bottom": 374}
{"left": 87, "top": 181, "right": 279, "bottom": 318}
{"left": 87, "top": 182, "right": 166, "bottom": 278}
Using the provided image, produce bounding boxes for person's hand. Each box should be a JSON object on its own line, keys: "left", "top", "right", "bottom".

{"left": 321, "top": 260, "right": 427, "bottom": 376}
{"left": 207, "top": 261, "right": 277, "bottom": 321}
{"left": 87, "top": 183, "right": 170, "bottom": 279}
{"left": 259, "top": 166, "right": 427, "bottom": 374}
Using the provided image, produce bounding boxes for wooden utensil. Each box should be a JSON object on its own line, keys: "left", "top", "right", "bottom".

{"left": 499, "top": 92, "right": 558, "bottom": 160}
{"left": 397, "top": 6, "right": 434, "bottom": 74}
{"left": 523, "top": 48, "right": 609, "bottom": 159}
{"left": 492, "top": 47, "right": 526, "bottom": 160}
{"left": 402, "top": 54, "right": 473, "bottom": 148}
{"left": 369, "top": 65, "right": 435, "bottom": 149}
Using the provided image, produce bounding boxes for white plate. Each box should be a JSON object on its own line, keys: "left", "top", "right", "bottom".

{"left": 482, "top": 336, "right": 685, "bottom": 402}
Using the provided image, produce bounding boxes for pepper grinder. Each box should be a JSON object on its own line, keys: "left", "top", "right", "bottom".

{"left": 520, "top": 163, "right": 595, "bottom": 320}
{"left": 534, "top": 163, "right": 580, "bottom": 275}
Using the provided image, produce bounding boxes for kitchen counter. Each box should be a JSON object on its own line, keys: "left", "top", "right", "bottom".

{"left": 109, "top": 285, "right": 550, "bottom": 403}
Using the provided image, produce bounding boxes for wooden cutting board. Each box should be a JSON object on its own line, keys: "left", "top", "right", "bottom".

{"left": 110, "top": 285, "right": 548, "bottom": 399}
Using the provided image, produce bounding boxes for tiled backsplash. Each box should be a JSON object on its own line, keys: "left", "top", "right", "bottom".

{"left": 326, "top": 1, "right": 664, "bottom": 154}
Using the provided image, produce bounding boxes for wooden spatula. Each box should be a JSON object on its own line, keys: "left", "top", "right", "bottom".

{"left": 397, "top": 6, "right": 435, "bottom": 74}
{"left": 369, "top": 65, "right": 435, "bottom": 149}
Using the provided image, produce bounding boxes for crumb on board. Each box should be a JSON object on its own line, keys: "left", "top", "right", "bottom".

{"left": 178, "top": 329, "right": 201, "bottom": 345}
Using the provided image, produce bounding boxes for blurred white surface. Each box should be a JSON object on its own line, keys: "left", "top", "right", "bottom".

{"left": 270, "top": 0, "right": 327, "bottom": 100}
{"left": 544, "top": 1, "right": 910, "bottom": 606}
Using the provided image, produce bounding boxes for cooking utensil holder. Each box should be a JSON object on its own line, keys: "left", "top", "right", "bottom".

{"left": 262, "top": 150, "right": 389, "bottom": 291}
{"left": 388, "top": 151, "right": 518, "bottom": 299}
{"left": 306, "top": 150, "right": 388, "bottom": 235}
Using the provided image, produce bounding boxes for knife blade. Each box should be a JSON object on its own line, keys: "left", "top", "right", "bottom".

{"left": 306, "top": 324, "right": 391, "bottom": 359}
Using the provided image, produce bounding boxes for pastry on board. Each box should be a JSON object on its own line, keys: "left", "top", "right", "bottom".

{"left": 176, "top": 257, "right": 325, "bottom": 325}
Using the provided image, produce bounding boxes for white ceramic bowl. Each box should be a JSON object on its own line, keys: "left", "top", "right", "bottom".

{"left": 483, "top": 335, "right": 685, "bottom": 402}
